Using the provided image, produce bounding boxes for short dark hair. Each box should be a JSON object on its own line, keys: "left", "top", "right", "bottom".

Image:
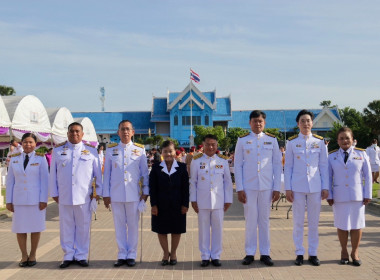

{"left": 118, "top": 120, "right": 134, "bottom": 130}
{"left": 296, "top": 110, "right": 314, "bottom": 122}
{"left": 336, "top": 127, "right": 354, "bottom": 139}
{"left": 21, "top": 133, "right": 37, "bottom": 143}
{"left": 68, "top": 122, "right": 83, "bottom": 131}
{"left": 10, "top": 139, "right": 17, "bottom": 144}
{"left": 161, "top": 140, "right": 176, "bottom": 150}
{"left": 203, "top": 134, "right": 218, "bottom": 142}
{"left": 249, "top": 110, "right": 266, "bottom": 120}
{"left": 372, "top": 138, "right": 378, "bottom": 144}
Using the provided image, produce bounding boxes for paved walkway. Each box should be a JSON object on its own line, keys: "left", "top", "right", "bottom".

{"left": 0, "top": 193, "right": 379, "bottom": 280}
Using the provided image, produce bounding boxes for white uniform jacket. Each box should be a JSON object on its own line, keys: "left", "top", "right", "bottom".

{"left": 234, "top": 132, "right": 282, "bottom": 192}
{"left": 366, "top": 144, "right": 380, "bottom": 165}
{"left": 6, "top": 151, "right": 49, "bottom": 205}
{"left": 49, "top": 141, "right": 103, "bottom": 205}
{"left": 103, "top": 142, "right": 149, "bottom": 202}
{"left": 190, "top": 153, "right": 233, "bottom": 210}
{"left": 284, "top": 133, "right": 328, "bottom": 193}
{"left": 328, "top": 147, "right": 372, "bottom": 202}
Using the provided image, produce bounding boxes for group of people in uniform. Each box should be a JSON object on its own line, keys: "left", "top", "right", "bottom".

{"left": 5, "top": 109, "right": 373, "bottom": 269}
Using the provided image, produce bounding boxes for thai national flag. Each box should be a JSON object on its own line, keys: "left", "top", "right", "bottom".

{"left": 190, "top": 69, "right": 200, "bottom": 83}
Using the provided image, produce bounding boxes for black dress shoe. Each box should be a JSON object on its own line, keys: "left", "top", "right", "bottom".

{"left": 114, "top": 259, "right": 126, "bottom": 267}
{"left": 211, "top": 259, "right": 222, "bottom": 267}
{"left": 260, "top": 255, "right": 274, "bottom": 266}
{"left": 200, "top": 260, "right": 210, "bottom": 267}
{"left": 169, "top": 259, "right": 177, "bottom": 265}
{"left": 78, "top": 260, "right": 89, "bottom": 267}
{"left": 352, "top": 259, "right": 362, "bottom": 266}
{"left": 161, "top": 259, "right": 169, "bottom": 266}
{"left": 340, "top": 258, "right": 349, "bottom": 265}
{"left": 308, "top": 256, "right": 320, "bottom": 266}
{"left": 126, "top": 259, "right": 136, "bottom": 267}
{"left": 28, "top": 260, "right": 37, "bottom": 267}
{"left": 295, "top": 255, "right": 303, "bottom": 266}
{"left": 19, "top": 259, "right": 29, "bottom": 268}
{"left": 59, "top": 260, "right": 73, "bottom": 269}
{"left": 242, "top": 255, "right": 254, "bottom": 265}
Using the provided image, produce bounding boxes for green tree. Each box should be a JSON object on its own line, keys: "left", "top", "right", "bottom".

{"left": 152, "top": 135, "right": 164, "bottom": 148}
{"left": 263, "top": 128, "right": 282, "bottom": 141}
{"left": 0, "top": 85, "right": 16, "bottom": 96}
{"left": 320, "top": 100, "right": 331, "bottom": 107}
{"left": 144, "top": 137, "right": 153, "bottom": 145}
{"left": 219, "top": 137, "right": 231, "bottom": 152}
{"left": 193, "top": 125, "right": 225, "bottom": 145}
{"left": 166, "top": 137, "right": 180, "bottom": 148}
{"left": 363, "top": 100, "right": 380, "bottom": 137}
{"left": 226, "top": 127, "right": 249, "bottom": 148}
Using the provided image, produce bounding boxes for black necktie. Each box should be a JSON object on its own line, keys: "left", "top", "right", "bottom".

{"left": 24, "top": 154, "right": 29, "bottom": 170}
{"left": 344, "top": 152, "right": 348, "bottom": 164}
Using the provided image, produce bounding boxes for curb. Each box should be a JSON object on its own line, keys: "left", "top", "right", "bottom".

{"left": 367, "top": 199, "right": 380, "bottom": 216}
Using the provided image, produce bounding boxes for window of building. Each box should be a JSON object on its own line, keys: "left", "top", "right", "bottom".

{"left": 205, "top": 115, "right": 209, "bottom": 126}
{"left": 174, "top": 115, "right": 178, "bottom": 125}
{"left": 182, "top": 116, "right": 201, "bottom": 126}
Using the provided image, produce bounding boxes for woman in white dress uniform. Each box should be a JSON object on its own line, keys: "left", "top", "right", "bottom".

{"left": 327, "top": 127, "right": 372, "bottom": 266}
{"left": 6, "top": 133, "right": 49, "bottom": 267}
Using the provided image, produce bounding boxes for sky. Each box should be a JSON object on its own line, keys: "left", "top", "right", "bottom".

{"left": 1, "top": 0, "right": 380, "bottom": 113}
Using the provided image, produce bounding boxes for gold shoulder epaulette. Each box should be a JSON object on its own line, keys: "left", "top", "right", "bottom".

{"left": 313, "top": 134, "right": 323, "bottom": 140}
{"left": 217, "top": 154, "right": 229, "bottom": 160}
{"left": 10, "top": 153, "right": 21, "bottom": 158}
{"left": 134, "top": 142, "right": 144, "bottom": 149}
{"left": 55, "top": 141, "right": 67, "bottom": 148}
{"left": 329, "top": 149, "right": 338, "bottom": 154}
{"left": 85, "top": 143, "right": 95, "bottom": 148}
{"left": 239, "top": 133, "right": 250, "bottom": 138}
{"left": 108, "top": 143, "right": 118, "bottom": 148}
{"left": 265, "top": 132, "right": 275, "bottom": 138}
{"left": 354, "top": 147, "right": 365, "bottom": 151}
{"left": 35, "top": 152, "right": 45, "bottom": 157}
{"left": 193, "top": 153, "right": 203, "bottom": 160}
{"left": 288, "top": 135, "right": 298, "bottom": 141}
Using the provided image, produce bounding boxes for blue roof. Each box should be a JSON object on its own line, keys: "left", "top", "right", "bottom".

{"left": 203, "top": 91, "right": 215, "bottom": 104}
{"left": 169, "top": 92, "right": 180, "bottom": 104}
{"left": 151, "top": 98, "right": 169, "bottom": 122}
{"left": 212, "top": 97, "right": 232, "bottom": 121}
{"left": 229, "top": 109, "right": 338, "bottom": 131}
{"left": 72, "top": 112, "right": 155, "bottom": 134}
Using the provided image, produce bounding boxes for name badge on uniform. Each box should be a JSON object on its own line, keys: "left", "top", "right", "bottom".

{"left": 61, "top": 152, "right": 67, "bottom": 156}
{"left": 112, "top": 149, "right": 119, "bottom": 156}
{"left": 246, "top": 141, "right": 252, "bottom": 144}
{"left": 296, "top": 144, "right": 302, "bottom": 148}
{"left": 31, "top": 163, "right": 39, "bottom": 166}
{"left": 353, "top": 157, "right": 362, "bottom": 160}
{"left": 264, "top": 142, "right": 272, "bottom": 145}
{"left": 13, "top": 160, "right": 18, "bottom": 163}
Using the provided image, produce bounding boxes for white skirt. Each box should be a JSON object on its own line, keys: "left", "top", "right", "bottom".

{"left": 12, "top": 205, "right": 46, "bottom": 233}
{"left": 333, "top": 201, "right": 365, "bottom": 231}
{"left": 370, "top": 163, "right": 379, "bottom": 172}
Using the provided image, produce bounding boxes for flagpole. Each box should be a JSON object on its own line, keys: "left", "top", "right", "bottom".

{"left": 190, "top": 68, "right": 193, "bottom": 147}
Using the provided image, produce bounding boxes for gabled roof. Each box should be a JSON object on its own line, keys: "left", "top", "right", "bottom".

{"left": 313, "top": 106, "right": 343, "bottom": 125}
{"left": 151, "top": 97, "right": 170, "bottom": 122}
{"left": 178, "top": 94, "right": 205, "bottom": 110}
{"left": 213, "top": 97, "right": 232, "bottom": 121}
{"left": 167, "top": 82, "right": 216, "bottom": 110}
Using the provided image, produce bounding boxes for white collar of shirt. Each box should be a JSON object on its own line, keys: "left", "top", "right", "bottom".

{"left": 339, "top": 146, "right": 352, "bottom": 158}
{"left": 251, "top": 131, "right": 264, "bottom": 139}
{"left": 299, "top": 132, "right": 312, "bottom": 140}
{"left": 23, "top": 151, "right": 35, "bottom": 160}
{"left": 204, "top": 153, "right": 216, "bottom": 160}
{"left": 120, "top": 141, "right": 133, "bottom": 149}
{"left": 160, "top": 159, "right": 179, "bottom": 175}
{"left": 68, "top": 141, "right": 83, "bottom": 150}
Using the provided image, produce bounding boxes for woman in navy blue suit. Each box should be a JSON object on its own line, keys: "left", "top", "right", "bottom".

{"left": 6, "top": 133, "right": 49, "bottom": 267}
{"left": 327, "top": 127, "right": 372, "bottom": 266}
{"left": 149, "top": 140, "right": 189, "bottom": 266}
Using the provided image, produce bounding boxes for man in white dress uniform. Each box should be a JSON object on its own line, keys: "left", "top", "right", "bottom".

{"left": 190, "top": 134, "right": 233, "bottom": 267}
{"left": 49, "top": 122, "right": 103, "bottom": 268}
{"left": 284, "top": 110, "right": 329, "bottom": 266}
{"left": 234, "top": 110, "right": 282, "bottom": 266}
{"left": 103, "top": 120, "right": 149, "bottom": 267}
{"left": 366, "top": 139, "right": 380, "bottom": 183}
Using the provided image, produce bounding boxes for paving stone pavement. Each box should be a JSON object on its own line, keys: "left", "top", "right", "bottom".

{"left": 0, "top": 193, "right": 379, "bottom": 280}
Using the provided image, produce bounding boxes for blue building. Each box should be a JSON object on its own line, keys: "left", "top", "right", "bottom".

{"left": 73, "top": 83, "right": 342, "bottom": 146}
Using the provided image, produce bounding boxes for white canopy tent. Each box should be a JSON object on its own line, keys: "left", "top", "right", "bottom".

{"left": 46, "top": 107, "right": 74, "bottom": 145}
{"left": 1, "top": 95, "right": 51, "bottom": 148}
{"left": 0, "top": 97, "right": 12, "bottom": 149}
{"left": 74, "top": 117, "right": 98, "bottom": 147}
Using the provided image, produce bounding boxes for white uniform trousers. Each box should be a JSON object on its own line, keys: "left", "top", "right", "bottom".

{"left": 59, "top": 203, "right": 92, "bottom": 261}
{"left": 243, "top": 189, "right": 272, "bottom": 256}
{"left": 198, "top": 209, "right": 224, "bottom": 260}
{"left": 112, "top": 202, "right": 139, "bottom": 259}
{"left": 292, "top": 192, "right": 321, "bottom": 256}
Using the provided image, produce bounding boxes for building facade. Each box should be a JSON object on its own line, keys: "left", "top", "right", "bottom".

{"left": 73, "top": 83, "right": 342, "bottom": 146}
